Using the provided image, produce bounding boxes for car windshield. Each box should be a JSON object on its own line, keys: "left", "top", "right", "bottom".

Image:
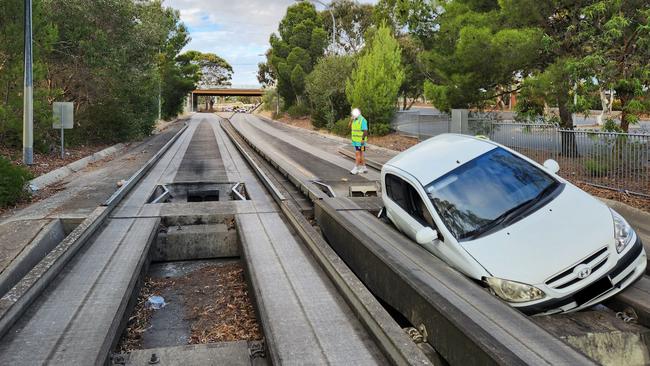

{"left": 425, "top": 147, "right": 558, "bottom": 241}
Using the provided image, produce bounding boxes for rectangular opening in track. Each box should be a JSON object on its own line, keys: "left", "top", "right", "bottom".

{"left": 147, "top": 182, "right": 250, "bottom": 204}
{"left": 114, "top": 218, "right": 263, "bottom": 362}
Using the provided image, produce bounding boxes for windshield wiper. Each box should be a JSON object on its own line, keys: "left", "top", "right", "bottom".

{"left": 461, "top": 182, "right": 559, "bottom": 240}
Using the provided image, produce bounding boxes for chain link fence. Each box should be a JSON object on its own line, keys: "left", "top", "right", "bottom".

{"left": 391, "top": 110, "right": 451, "bottom": 138}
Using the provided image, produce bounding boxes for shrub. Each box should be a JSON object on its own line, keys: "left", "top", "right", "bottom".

{"left": 602, "top": 118, "right": 623, "bottom": 132}
{"left": 332, "top": 118, "right": 350, "bottom": 137}
{"left": 306, "top": 55, "right": 354, "bottom": 129}
{"left": 0, "top": 156, "right": 33, "bottom": 207}
{"left": 332, "top": 119, "right": 391, "bottom": 138}
{"left": 370, "top": 122, "right": 391, "bottom": 136}
{"left": 287, "top": 103, "right": 310, "bottom": 118}
{"left": 585, "top": 159, "right": 609, "bottom": 177}
{"left": 262, "top": 89, "right": 282, "bottom": 112}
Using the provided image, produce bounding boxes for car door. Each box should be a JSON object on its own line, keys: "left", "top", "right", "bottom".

{"left": 384, "top": 172, "right": 490, "bottom": 278}
{"left": 384, "top": 173, "right": 438, "bottom": 241}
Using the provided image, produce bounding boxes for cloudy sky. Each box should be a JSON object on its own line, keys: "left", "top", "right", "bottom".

{"left": 165, "top": 0, "right": 374, "bottom": 86}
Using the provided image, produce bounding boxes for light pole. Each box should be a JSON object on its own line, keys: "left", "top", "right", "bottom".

{"left": 158, "top": 48, "right": 162, "bottom": 121}
{"left": 23, "top": 0, "right": 34, "bottom": 165}
{"left": 296, "top": 0, "right": 336, "bottom": 53}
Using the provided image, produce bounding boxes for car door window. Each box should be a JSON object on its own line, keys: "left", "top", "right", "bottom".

{"left": 386, "top": 174, "right": 435, "bottom": 229}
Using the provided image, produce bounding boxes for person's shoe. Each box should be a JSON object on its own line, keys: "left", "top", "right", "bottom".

{"left": 350, "top": 166, "right": 359, "bottom": 175}
{"left": 359, "top": 165, "right": 368, "bottom": 174}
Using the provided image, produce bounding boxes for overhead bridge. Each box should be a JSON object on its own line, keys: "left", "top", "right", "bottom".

{"left": 192, "top": 88, "right": 264, "bottom": 97}
{"left": 189, "top": 87, "right": 265, "bottom": 112}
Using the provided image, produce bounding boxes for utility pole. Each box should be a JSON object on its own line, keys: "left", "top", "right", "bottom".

{"left": 158, "top": 78, "right": 162, "bottom": 120}
{"left": 158, "top": 48, "right": 162, "bottom": 121}
{"left": 23, "top": 0, "right": 34, "bottom": 165}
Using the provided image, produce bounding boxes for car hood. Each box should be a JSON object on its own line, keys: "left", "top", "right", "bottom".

{"left": 459, "top": 184, "right": 615, "bottom": 285}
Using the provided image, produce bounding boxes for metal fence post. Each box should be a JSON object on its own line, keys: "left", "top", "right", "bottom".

{"left": 451, "top": 109, "right": 468, "bottom": 134}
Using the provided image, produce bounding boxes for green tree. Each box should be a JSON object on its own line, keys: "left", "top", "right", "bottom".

{"left": 180, "top": 51, "right": 233, "bottom": 88}
{"left": 578, "top": 0, "right": 650, "bottom": 131}
{"left": 346, "top": 25, "right": 404, "bottom": 133}
{"left": 158, "top": 13, "right": 199, "bottom": 119}
{"left": 398, "top": 35, "right": 426, "bottom": 110}
{"left": 374, "top": 0, "right": 439, "bottom": 47}
{"left": 262, "top": 2, "right": 327, "bottom": 107}
{"left": 306, "top": 55, "right": 355, "bottom": 128}
{"left": 257, "top": 55, "right": 276, "bottom": 87}
{"left": 321, "top": 0, "right": 374, "bottom": 54}
{"left": 36, "top": 0, "right": 196, "bottom": 143}
{"left": 290, "top": 65, "right": 306, "bottom": 103}
{"left": 421, "top": 1, "right": 542, "bottom": 112}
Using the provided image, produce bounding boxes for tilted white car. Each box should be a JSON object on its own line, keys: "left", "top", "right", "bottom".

{"left": 381, "top": 134, "right": 647, "bottom": 314}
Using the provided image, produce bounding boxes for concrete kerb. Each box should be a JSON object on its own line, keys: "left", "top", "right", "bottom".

{"left": 0, "top": 122, "right": 189, "bottom": 340}
{"left": 29, "top": 143, "right": 125, "bottom": 191}
{"left": 220, "top": 118, "right": 432, "bottom": 366}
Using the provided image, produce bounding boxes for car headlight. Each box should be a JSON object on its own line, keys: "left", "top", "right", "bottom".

{"left": 484, "top": 277, "right": 545, "bottom": 303}
{"left": 611, "top": 209, "right": 635, "bottom": 253}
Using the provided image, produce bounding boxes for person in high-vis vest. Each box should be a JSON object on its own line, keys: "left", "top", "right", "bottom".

{"left": 348, "top": 108, "right": 368, "bottom": 174}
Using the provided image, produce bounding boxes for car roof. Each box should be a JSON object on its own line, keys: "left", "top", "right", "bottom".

{"left": 384, "top": 134, "right": 498, "bottom": 186}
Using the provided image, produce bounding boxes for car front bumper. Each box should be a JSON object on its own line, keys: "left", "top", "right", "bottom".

{"left": 515, "top": 237, "right": 647, "bottom": 315}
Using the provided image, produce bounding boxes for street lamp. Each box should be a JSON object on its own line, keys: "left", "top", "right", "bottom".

{"left": 23, "top": 0, "right": 34, "bottom": 165}
{"left": 296, "top": 0, "right": 336, "bottom": 53}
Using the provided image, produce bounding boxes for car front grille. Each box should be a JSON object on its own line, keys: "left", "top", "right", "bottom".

{"left": 546, "top": 246, "right": 609, "bottom": 289}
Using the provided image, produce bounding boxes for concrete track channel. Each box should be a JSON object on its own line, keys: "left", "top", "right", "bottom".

{"left": 0, "top": 114, "right": 430, "bottom": 365}
{"left": 224, "top": 112, "right": 650, "bottom": 366}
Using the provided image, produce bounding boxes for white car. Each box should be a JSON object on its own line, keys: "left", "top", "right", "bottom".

{"left": 381, "top": 134, "right": 646, "bottom": 314}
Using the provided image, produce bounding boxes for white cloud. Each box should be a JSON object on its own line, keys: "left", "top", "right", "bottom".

{"left": 164, "top": 0, "right": 376, "bottom": 85}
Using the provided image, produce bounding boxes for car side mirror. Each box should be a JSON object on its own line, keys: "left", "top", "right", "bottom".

{"left": 543, "top": 159, "right": 560, "bottom": 174}
{"left": 415, "top": 227, "right": 437, "bottom": 245}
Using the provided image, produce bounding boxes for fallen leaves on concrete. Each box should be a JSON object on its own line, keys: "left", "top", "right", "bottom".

{"left": 180, "top": 263, "right": 261, "bottom": 344}
{"left": 115, "top": 279, "right": 159, "bottom": 353}
{"left": 115, "top": 262, "right": 261, "bottom": 353}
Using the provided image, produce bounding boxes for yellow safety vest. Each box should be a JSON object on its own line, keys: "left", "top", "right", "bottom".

{"left": 351, "top": 116, "right": 367, "bottom": 143}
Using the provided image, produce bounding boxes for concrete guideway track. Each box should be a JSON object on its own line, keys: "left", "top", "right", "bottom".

{"left": 230, "top": 114, "right": 379, "bottom": 197}
{"left": 0, "top": 114, "right": 390, "bottom": 365}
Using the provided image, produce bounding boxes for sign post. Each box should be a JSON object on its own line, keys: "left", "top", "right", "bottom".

{"left": 53, "top": 102, "right": 74, "bottom": 159}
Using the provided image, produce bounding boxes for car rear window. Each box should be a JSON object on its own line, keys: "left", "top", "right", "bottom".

{"left": 425, "top": 147, "right": 557, "bottom": 240}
